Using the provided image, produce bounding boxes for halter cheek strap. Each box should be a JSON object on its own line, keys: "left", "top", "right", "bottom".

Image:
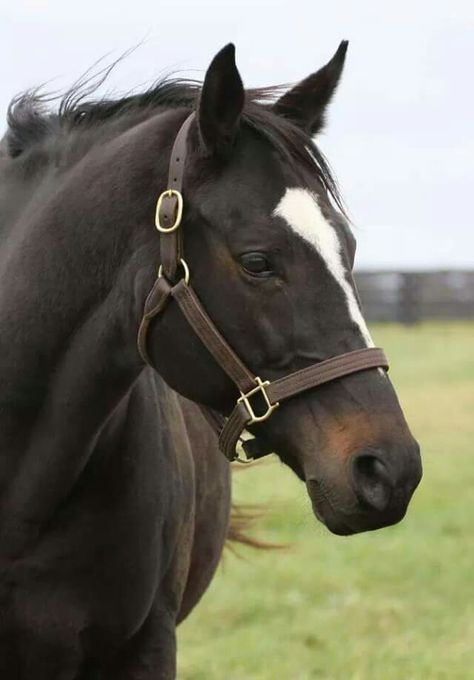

{"left": 154, "top": 112, "right": 195, "bottom": 280}
{"left": 138, "top": 112, "right": 389, "bottom": 462}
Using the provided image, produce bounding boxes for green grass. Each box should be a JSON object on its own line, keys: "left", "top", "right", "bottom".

{"left": 178, "top": 323, "right": 474, "bottom": 680}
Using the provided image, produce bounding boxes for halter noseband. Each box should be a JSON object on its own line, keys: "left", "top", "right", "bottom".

{"left": 138, "top": 113, "right": 388, "bottom": 462}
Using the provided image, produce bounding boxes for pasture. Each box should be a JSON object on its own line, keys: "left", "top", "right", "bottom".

{"left": 179, "top": 322, "right": 474, "bottom": 680}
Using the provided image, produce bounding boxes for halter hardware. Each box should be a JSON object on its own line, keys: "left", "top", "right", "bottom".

{"left": 138, "top": 112, "right": 389, "bottom": 462}
{"left": 237, "top": 377, "right": 279, "bottom": 424}
{"left": 158, "top": 258, "right": 190, "bottom": 285}
{"left": 155, "top": 189, "right": 183, "bottom": 233}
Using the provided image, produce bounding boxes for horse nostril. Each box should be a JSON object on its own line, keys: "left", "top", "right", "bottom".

{"left": 351, "top": 453, "right": 393, "bottom": 512}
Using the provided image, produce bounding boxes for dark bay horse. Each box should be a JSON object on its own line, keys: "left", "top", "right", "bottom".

{"left": 0, "top": 42, "right": 422, "bottom": 678}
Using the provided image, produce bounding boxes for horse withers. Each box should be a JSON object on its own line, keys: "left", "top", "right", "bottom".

{"left": 0, "top": 42, "right": 421, "bottom": 678}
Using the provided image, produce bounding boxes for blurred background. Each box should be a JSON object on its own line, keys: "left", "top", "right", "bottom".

{"left": 2, "top": 1, "right": 473, "bottom": 678}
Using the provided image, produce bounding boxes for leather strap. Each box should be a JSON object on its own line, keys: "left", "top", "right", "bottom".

{"left": 158, "top": 113, "right": 195, "bottom": 279}
{"left": 171, "top": 280, "right": 256, "bottom": 394}
{"left": 218, "top": 347, "right": 388, "bottom": 460}
{"left": 266, "top": 348, "right": 387, "bottom": 403}
{"left": 137, "top": 276, "right": 173, "bottom": 364}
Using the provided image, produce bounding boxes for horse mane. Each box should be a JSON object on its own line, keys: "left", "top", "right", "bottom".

{"left": 6, "top": 60, "right": 345, "bottom": 214}
{"left": 6, "top": 89, "right": 59, "bottom": 159}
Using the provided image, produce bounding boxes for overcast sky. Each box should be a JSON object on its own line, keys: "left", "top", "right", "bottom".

{"left": 1, "top": 1, "right": 472, "bottom": 269}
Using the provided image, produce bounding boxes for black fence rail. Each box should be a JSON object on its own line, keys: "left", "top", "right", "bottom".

{"left": 354, "top": 270, "right": 474, "bottom": 323}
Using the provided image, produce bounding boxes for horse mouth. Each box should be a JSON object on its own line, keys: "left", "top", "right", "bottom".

{"left": 306, "top": 477, "right": 411, "bottom": 536}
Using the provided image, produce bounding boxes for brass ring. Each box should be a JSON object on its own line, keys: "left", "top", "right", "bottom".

{"left": 232, "top": 454, "right": 254, "bottom": 465}
{"left": 158, "top": 258, "right": 190, "bottom": 285}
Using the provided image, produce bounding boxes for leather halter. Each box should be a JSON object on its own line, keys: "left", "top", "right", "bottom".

{"left": 138, "top": 112, "right": 389, "bottom": 462}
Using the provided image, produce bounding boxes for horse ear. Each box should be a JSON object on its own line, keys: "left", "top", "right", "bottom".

{"left": 273, "top": 41, "right": 348, "bottom": 135}
{"left": 198, "top": 43, "right": 245, "bottom": 155}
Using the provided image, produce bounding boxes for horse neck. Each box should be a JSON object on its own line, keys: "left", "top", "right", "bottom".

{"left": 0, "top": 117, "right": 168, "bottom": 452}
{"left": 0, "top": 243, "right": 143, "bottom": 455}
{"left": 0, "top": 111, "right": 188, "bottom": 557}
{"left": 0, "top": 254, "right": 144, "bottom": 554}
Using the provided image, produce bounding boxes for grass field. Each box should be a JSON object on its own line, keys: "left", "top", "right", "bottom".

{"left": 178, "top": 323, "right": 474, "bottom": 680}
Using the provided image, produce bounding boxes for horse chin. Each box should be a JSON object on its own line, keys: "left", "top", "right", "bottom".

{"left": 311, "top": 502, "right": 359, "bottom": 536}
{"left": 307, "top": 483, "right": 359, "bottom": 536}
{"left": 307, "top": 479, "right": 411, "bottom": 536}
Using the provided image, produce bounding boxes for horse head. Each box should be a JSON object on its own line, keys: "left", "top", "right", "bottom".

{"left": 146, "top": 43, "right": 422, "bottom": 535}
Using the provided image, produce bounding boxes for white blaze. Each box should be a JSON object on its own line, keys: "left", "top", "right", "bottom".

{"left": 273, "top": 187, "right": 374, "bottom": 348}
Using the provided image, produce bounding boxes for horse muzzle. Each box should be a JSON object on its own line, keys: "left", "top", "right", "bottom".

{"left": 306, "top": 440, "right": 422, "bottom": 535}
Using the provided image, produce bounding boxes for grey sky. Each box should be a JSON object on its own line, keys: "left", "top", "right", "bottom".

{"left": 1, "top": 0, "right": 472, "bottom": 269}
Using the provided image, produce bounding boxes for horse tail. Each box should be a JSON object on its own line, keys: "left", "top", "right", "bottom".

{"left": 226, "top": 503, "right": 286, "bottom": 552}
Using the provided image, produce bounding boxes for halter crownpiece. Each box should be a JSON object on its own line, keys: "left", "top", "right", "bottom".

{"left": 138, "top": 112, "right": 389, "bottom": 462}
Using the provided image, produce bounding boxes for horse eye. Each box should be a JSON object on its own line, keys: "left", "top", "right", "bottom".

{"left": 240, "top": 252, "right": 272, "bottom": 275}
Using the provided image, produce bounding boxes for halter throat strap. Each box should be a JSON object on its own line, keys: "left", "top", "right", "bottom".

{"left": 138, "top": 112, "right": 389, "bottom": 462}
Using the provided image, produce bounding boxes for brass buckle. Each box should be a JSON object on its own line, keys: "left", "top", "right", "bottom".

{"left": 237, "top": 377, "right": 279, "bottom": 425}
{"left": 158, "top": 258, "right": 190, "bottom": 285}
{"left": 155, "top": 189, "right": 183, "bottom": 233}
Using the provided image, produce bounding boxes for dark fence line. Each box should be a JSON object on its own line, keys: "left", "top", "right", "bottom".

{"left": 354, "top": 270, "right": 474, "bottom": 323}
